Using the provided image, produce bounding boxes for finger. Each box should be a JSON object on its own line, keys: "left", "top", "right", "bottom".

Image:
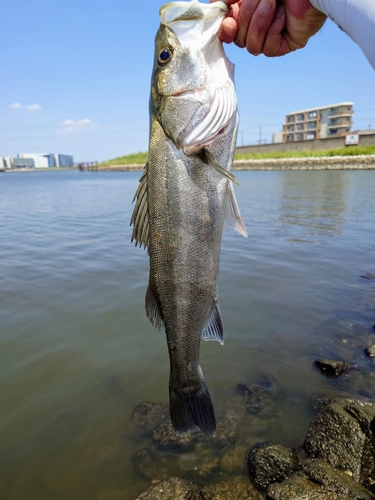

{"left": 262, "top": 5, "right": 290, "bottom": 56}
{"left": 220, "top": 16, "right": 239, "bottom": 43}
{"left": 244, "top": 0, "right": 276, "bottom": 55}
{"left": 209, "top": 0, "right": 238, "bottom": 3}
{"left": 234, "top": 0, "right": 261, "bottom": 48}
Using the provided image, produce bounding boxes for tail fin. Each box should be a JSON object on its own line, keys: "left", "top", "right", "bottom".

{"left": 169, "top": 378, "right": 216, "bottom": 436}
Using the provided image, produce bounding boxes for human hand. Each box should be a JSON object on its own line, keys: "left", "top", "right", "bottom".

{"left": 210, "top": 0, "right": 327, "bottom": 57}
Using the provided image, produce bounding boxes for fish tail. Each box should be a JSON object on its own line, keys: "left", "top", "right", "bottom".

{"left": 169, "top": 371, "right": 216, "bottom": 436}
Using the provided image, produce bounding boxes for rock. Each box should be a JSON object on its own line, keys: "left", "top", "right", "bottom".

{"left": 267, "top": 460, "right": 375, "bottom": 500}
{"left": 129, "top": 402, "right": 169, "bottom": 436}
{"left": 314, "top": 359, "right": 351, "bottom": 378}
{"left": 366, "top": 344, "right": 375, "bottom": 358}
{"left": 177, "top": 452, "right": 220, "bottom": 480}
{"left": 304, "top": 459, "right": 375, "bottom": 499}
{"left": 131, "top": 448, "right": 168, "bottom": 481}
{"left": 135, "top": 477, "right": 202, "bottom": 500}
{"left": 304, "top": 398, "right": 375, "bottom": 486}
{"left": 361, "top": 274, "right": 375, "bottom": 280}
{"left": 219, "top": 445, "right": 247, "bottom": 475}
{"left": 152, "top": 421, "right": 197, "bottom": 453}
{"left": 247, "top": 442, "right": 298, "bottom": 489}
{"left": 243, "top": 385, "right": 277, "bottom": 417}
{"left": 201, "top": 476, "right": 263, "bottom": 500}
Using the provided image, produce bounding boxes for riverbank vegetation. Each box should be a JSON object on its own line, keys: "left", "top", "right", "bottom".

{"left": 236, "top": 145, "right": 375, "bottom": 160}
{"left": 99, "top": 145, "right": 375, "bottom": 166}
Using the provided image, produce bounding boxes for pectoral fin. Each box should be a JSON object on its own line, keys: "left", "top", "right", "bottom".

{"left": 202, "top": 300, "right": 224, "bottom": 345}
{"left": 224, "top": 181, "right": 248, "bottom": 237}
{"left": 130, "top": 163, "right": 149, "bottom": 250}
{"left": 198, "top": 149, "right": 241, "bottom": 187}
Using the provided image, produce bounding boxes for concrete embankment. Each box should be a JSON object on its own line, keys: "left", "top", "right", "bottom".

{"left": 98, "top": 155, "right": 375, "bottom": 172}
{"left": 233, "top": 154, "right": 375, "bottom": 171}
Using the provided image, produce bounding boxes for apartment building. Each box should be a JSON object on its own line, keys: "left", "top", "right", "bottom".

{"left": 282, "top": 102, "right": 354, "bottom": 143}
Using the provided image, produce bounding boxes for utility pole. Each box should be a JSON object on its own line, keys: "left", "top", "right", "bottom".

{"left": 259, "top": 126, "right": 262, "bottom": 145}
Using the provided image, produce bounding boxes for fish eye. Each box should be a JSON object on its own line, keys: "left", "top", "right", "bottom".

{"left": 158, "top": 48, "right": 172, "bottom": 65}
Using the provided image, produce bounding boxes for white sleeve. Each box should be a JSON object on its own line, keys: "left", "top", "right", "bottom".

{"left": 309, "top": 0, "right": 375, "bottom": 69}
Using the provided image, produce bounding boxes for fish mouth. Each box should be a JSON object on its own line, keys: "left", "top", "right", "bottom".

{"left": 160, "top": 0, "right": 228, "bottom": 25}
{"left": 160, "top": 0, "right": 228, "bottom": 48}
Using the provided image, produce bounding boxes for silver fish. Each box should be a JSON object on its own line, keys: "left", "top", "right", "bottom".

{"left": 131, "top": 0, "right": 247, "bottom": 436}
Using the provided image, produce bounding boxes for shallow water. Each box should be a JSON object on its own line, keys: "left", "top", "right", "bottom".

{"left": 0, "top": 169, "right": 375, "bottom": 499}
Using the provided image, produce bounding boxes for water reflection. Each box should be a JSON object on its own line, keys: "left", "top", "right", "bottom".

{"left": 278, "top": 171, "right": 348, "bottom": 242}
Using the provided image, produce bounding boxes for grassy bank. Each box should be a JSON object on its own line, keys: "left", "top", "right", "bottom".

{"left": 235, "top": 145, "right": 375, "bottom": 160}
{"left": 99, "top": 145, "right": 375, "bottom": 166}
{"left": 99, "top": 152, "right": 148, "bottom": 166}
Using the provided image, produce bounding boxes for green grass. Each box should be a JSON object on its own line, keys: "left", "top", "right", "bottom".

{"left": 99, "top": 152, "right": 148, "bottom": 166}
{"left": 235, "top": 145, "right": 375, "bottom": 160}
{"left": 99, "top": 145, "right": 375, "bottom": 165}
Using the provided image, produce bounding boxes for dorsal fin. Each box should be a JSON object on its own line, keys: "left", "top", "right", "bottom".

{"left": 130, "top": 163, "right": 149, "bottom": 250}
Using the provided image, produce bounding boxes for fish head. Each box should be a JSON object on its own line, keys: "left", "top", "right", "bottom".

{"left": 151, "top": 0, "right": 237, "bottom": 150}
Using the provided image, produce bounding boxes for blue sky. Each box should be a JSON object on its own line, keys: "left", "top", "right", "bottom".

{"left": 1, "top": 0, "right": 375, "bottom": 162}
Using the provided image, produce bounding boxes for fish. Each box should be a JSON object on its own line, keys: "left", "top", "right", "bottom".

{"left": 131, "top": 0, "right": 247, "bottom": 436}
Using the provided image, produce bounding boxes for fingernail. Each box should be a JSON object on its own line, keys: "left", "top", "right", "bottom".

{"left": 258, "top": 0, "right": 273, "bottom": 14}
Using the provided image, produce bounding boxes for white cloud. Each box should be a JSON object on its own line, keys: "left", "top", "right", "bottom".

{"left": 59, "top": 118, "right": 97, "bottom": 134}
{"left": 8, "top": 103, "right": 42, "bottom": 110}
{"left": 25, "top": 104, "right": 42, "bottom": 111}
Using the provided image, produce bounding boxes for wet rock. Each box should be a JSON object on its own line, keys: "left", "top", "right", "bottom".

{"left": 361, "top": 274, "right": 375, "bottom": 280}
{"left": 236, "top": 375, "right": 279, "bottom": 418}
{"left": 244, "top": 385, "right": 277, "bottom": 417}
{"left": 304, "top": 459, "right": 375, "bottom": 499}
{"left": 152, "top": 421, "right": 197, "bottom": 453}
{"left": 314, "top": 358, "right": 351, "bottom": 378}
{"left": 201, "top": 476, "right": 263, "bottom": 500}
{"left": 177, "top": 452, "right": 220, "bottom": 480}
{"left": 366, "top": 344, "right": 375, "bottom": 358}
{"left": 267, "top": 460, "right": 375, "bottom": 500}
{"left": 247, "top": 442, "right": 298, "bottom": 489}
{"left": 131, "top": 448, "right": 168, "bottom": 481}
{"left": 304, "top": 398, "right": 375, "bottom": 485}
{"left": 135, "top": 477, "right": 202, "bottom": 500}
{"left": 129, "top": 402, "right": 169, "bottom": 436}
{"left": 219, "top": 445, "right": 247, "bottom": 475}
{"left": 235, "top": 383, "right": 252, "bottom": 397}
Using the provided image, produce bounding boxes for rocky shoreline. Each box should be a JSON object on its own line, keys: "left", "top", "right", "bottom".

{"left": 108, "top": 273, "right": 375, "bottom": 500}
{"left": 96, "top": 155, "right": 375, "bottom": 172}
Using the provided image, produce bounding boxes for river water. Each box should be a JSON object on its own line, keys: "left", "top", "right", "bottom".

{"left": 1, "top": 169, "right": 374, "bottom": 499}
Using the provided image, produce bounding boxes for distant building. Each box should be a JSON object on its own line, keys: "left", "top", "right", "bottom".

{"left": 273, "top": 131, "right": 283, "bottom": 144}
{"left": 0, "top": 152, "right": 74, "bottom": 169}
{"left": 55, "top": 154, "right": 74, "bottom": 167}
{"left": 282, "top": 102, "right": 354, "bottom": 143}
{"left": 19, "top": 153, "right": 57, "bottom": 168}
{"left": 0, "top": 157, "right": 13, "bottom": 169}
{"left": 13, "top": 158, "right": 35, "bottom": 169}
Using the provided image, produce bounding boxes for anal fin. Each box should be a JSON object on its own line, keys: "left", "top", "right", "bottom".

{"left": 202, "top": 301, "right": 224, "bottom": 345}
